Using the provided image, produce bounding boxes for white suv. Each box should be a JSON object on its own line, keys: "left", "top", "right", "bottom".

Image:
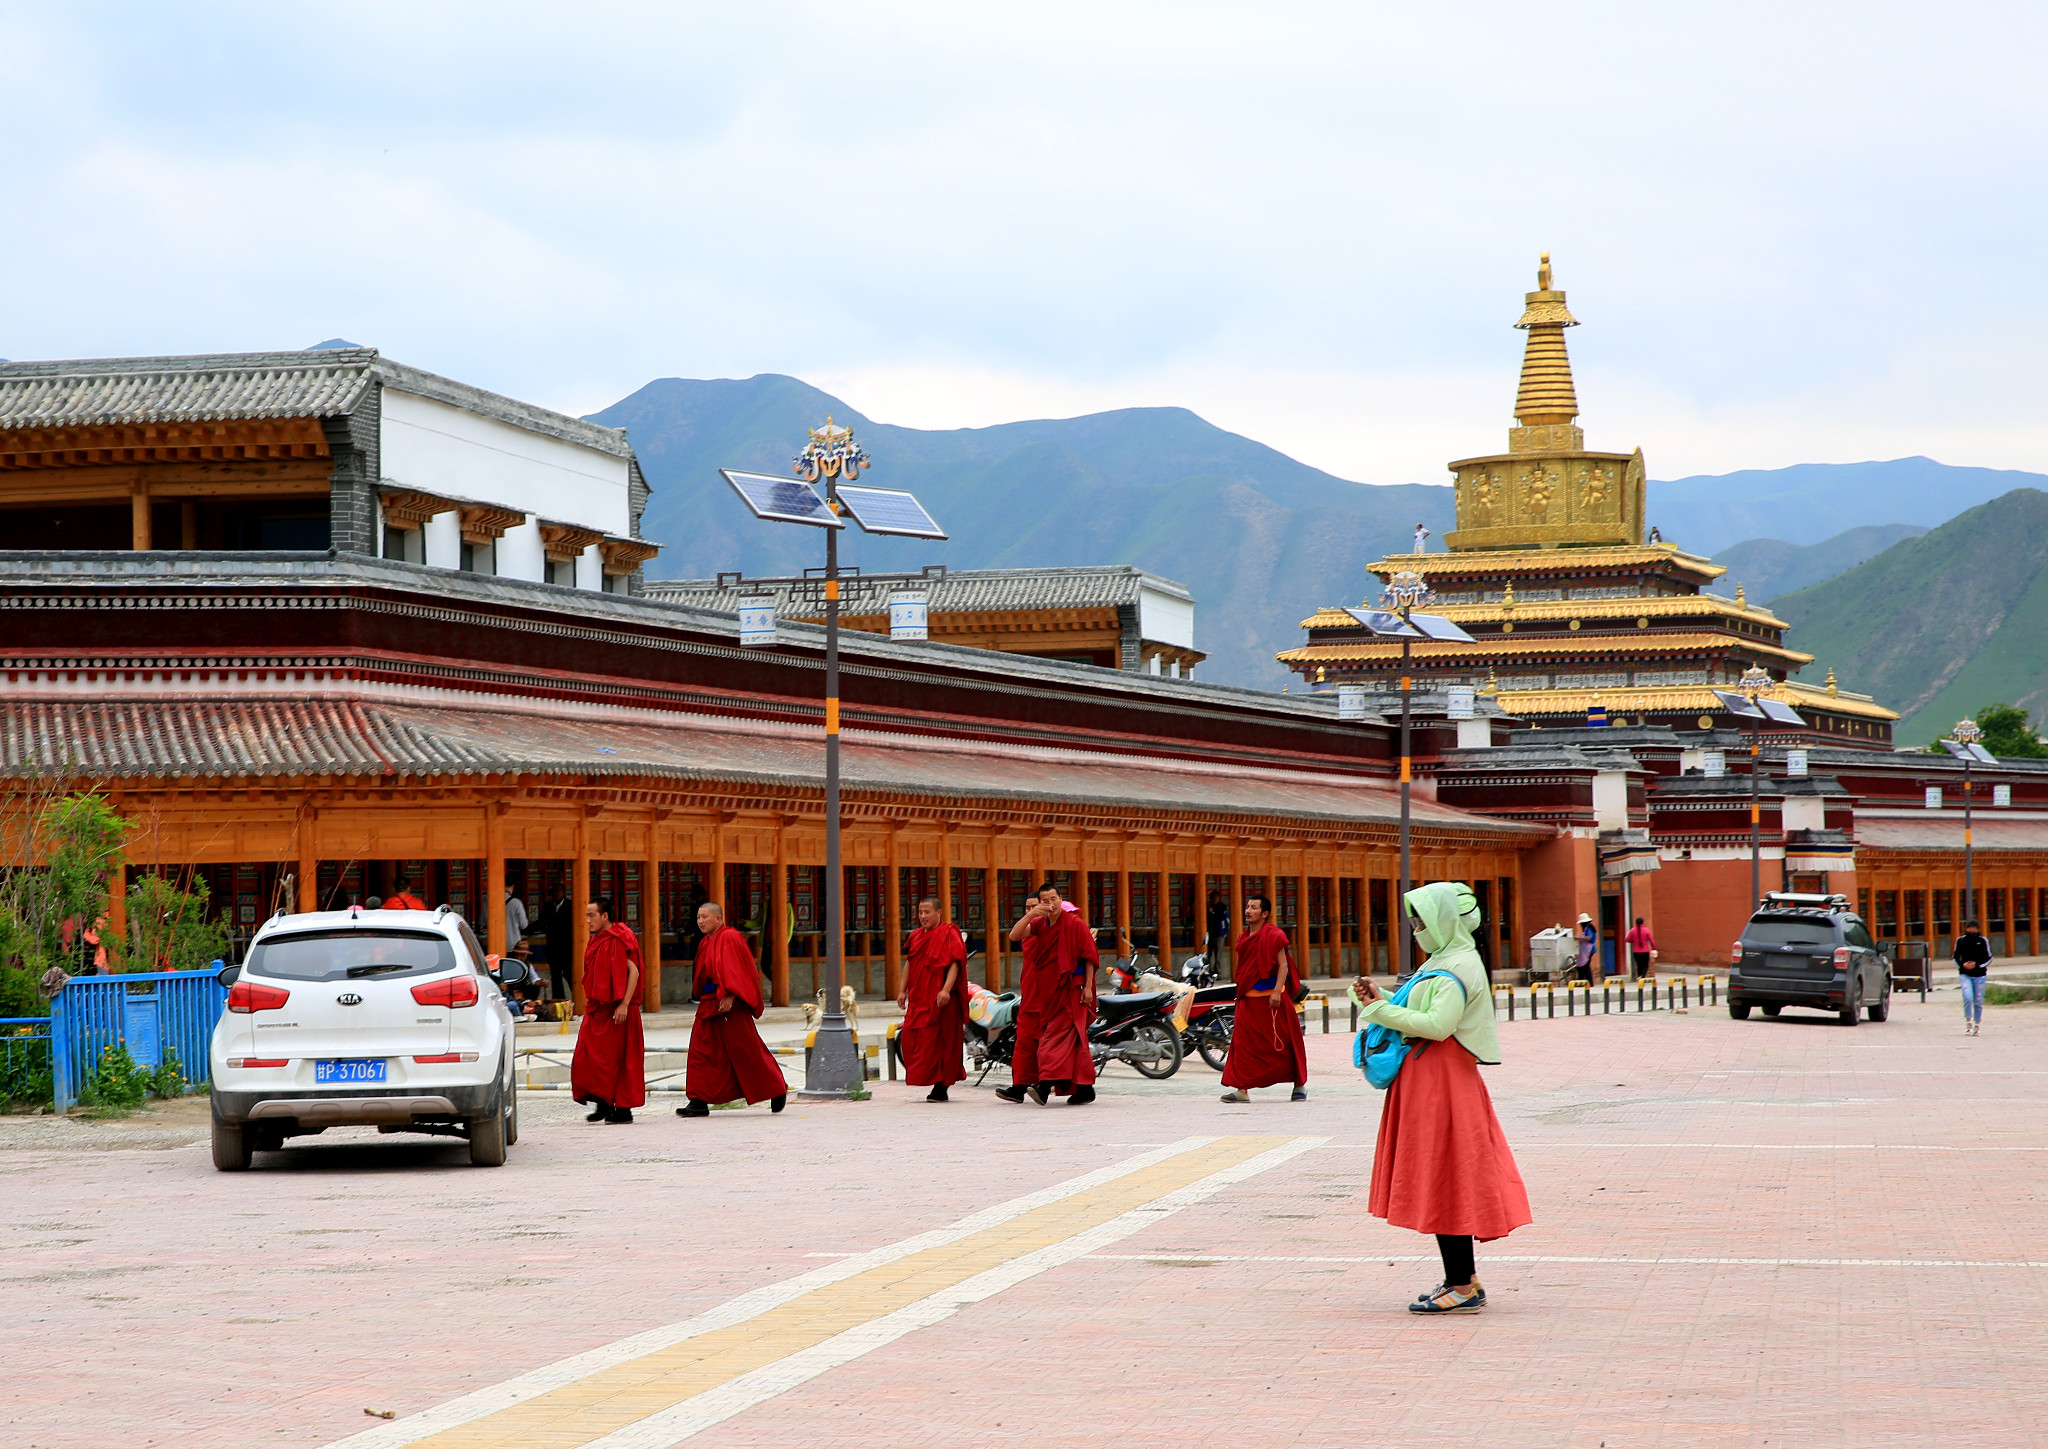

{"left": 209, "top": 907, "right": 521, "bottom": 1170}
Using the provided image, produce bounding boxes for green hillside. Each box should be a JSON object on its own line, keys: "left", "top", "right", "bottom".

{"left": 588, "top": 375, "right": 1457, "bottom": 689}
{"left": 1771, "top": 489, "right": 2048, "bottom": 744}
{"left": 1713, "top": 524, "right": 1928, "bottom": 604}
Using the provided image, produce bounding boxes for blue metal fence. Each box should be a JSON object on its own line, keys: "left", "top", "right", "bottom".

{"left": 1, "top": 1016, "right": 53, "bottom": 1103}
{"left": 52, "top": 972, "right": 229, "bottom": 1112}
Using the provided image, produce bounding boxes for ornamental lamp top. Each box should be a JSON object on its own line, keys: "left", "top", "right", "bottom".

{"left": 1381, "top": 568, "right": 1432, "bottom": 614}
{"left": 1951, "top": 718, "right": 1984, "bottom": 746}
{"left": 1738, "top": 665, "right": 1772, "bottom": 697}
{"left": 794, "top": 416, "right": 872, "bottom": 485}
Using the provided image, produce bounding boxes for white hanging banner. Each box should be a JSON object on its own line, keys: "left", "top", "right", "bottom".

{"left": 1337, "top": 684, "right": 1367, "bottom": 721}
{"left": 1446, "top": 685, "right": 1476, "bottom": 720}
{"left": 1786, "top": 749, "right": 1808, "bottom": 777}
{"left": 1702, "top": 751, "right": 1725, "bottom": 778}
{"left": 888, "top": 591, "right": 929, "bottom": 641}
{"left": 1925, "top": 786, "right": 1943, "bottom": 809}
{"left": 1995, "top": 784, "right": 2012, "bottom": 807}
{"left": 738, "top": 596, "right": 778, "bottom": 647}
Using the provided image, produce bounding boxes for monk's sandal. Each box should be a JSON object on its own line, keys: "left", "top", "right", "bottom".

{"left": 676, "top": 1100, "right": 710, "bottom": 1118}
{"left": 1409, "top": 1284, "right": 1486, "bottom": 1314}
{"left": 995, "top": 1084, "right": 1028, "bottom": 1103}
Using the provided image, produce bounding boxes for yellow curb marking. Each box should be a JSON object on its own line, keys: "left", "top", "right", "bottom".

{"left": 402, "top": 1135, "right": 1292, "bottom": 1448}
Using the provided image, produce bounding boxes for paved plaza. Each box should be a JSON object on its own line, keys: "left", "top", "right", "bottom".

{"left": 6, "top": 988, "right": 2047, "bottom": 1448}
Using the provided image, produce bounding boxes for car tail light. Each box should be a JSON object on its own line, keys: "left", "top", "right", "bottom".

{"left": 227, "top": 980, "right": 291, "bottom": 1014}
{"left": 1731, "top": 940, "right": 1745, "bottom": 965}
{"left": 410, "top": 975, "right": 480, "bottom": 1009}
{"left": 411, "top": 1052, "right": 481, "bottom": 1064}
{"left": 1833, "top": 946, "right": 1852, "bottom": 969}
{"left": 226, "top": 1057, "right": 289, "bottom": 1068}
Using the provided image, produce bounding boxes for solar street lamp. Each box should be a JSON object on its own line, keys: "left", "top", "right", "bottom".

{"left": 1941, "top": 718, "right": 1996, "bottom": 921}
{"left": 1713, "top": 667, "right": 1803, "bottom": 907}
{"left": 717, "top": 419, "right": 947, "bottom": 1098}
{"left": 1345, "top": 569, "right": 1475, "bottom": 981}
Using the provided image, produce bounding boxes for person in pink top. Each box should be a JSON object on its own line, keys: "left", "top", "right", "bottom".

{"left": 1625, "top": 917, "right": 1657, "bottom": 979}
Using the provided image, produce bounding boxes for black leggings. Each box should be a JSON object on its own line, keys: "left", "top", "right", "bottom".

{"left": 1437, "top": 1234, "right": 1475, "bottom": 1287}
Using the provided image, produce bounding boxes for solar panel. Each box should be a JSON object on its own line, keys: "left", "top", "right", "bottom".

{"left": 1711, "top": 689, "right": 1767, "bottom": 720}
{"left": 721, "top": 470, "right": 844, "bottom": 529}
{"left": 1759, "top": 698, "right": 1805, "bottom": 725}
{"left": 1970, "top": 742, "right": 1998, "bottom": 764}
{"left": 1406, "top": 612, "right": 1477, "bottom": 643}
{"left": 1944, "top": 739, "right": 1998, "bottom": 764}
{"left": 834, "top": 484, "right": 948, "bottom": 540}
{"left": 1345, "top": 608, "right": 1426, "bottom": 638}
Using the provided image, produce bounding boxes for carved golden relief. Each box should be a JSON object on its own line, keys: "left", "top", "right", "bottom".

{"left": 1466, "top": 469, "right": 1503, "bottom": 524}
{"left": 1521, "top": 464, "right": 1559, "bottom": 520}
{"left": 1581, "top": 463, "right": 1616, "bottom": 512}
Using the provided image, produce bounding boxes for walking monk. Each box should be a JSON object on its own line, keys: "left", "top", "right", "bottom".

{"left": 1220, "top": 892, "right": 1308, "bottom": 1103}
{"left": 997, "top": 882, "right": 1099, "bottom": 1106}
{"left": 677, "top": 901, "right": 787, "bottom": 1117}
{"left": 570, "top": 895, "right": 645, "bottom": 1124}
{"left": 898, "top": 896, "right": 968, "bottom": 1102}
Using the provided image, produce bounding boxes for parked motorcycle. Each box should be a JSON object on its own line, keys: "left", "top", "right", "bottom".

{"left": 963, "top": 984, "right": 1020, "bottom": 1086}
{"left": 1089, "top": 990, "right": 1183, "bottom": 1078}
{"left": 1104, "top": 947, "right": 1230, "bottom": 1073}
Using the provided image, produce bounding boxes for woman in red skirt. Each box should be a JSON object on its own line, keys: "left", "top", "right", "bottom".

{"left": 1350, "top": 881, "right": 1531, "bottom": 1314}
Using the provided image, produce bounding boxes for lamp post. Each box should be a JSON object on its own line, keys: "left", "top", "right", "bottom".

{"left": 714, "top": 421, "right": 947, "bottom": 1097}
{"left": 1942, "top": 717, "right": 1994, "bottom": 925}
{"left": 1738, "top": 665, "right": 1772, "bottom": 908}
{"left": 1341, "top": 571, "right": 1471, "bottom": 981}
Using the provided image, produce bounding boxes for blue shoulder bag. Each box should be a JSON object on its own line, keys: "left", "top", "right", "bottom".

{"left": 1353, "top": 968, "right": 1468, "bottom": 1090}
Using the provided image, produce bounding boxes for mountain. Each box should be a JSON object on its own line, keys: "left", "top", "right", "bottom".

{"left": 1713, "top": 524, "right": 1929, "bottom": 604}
{"left": 1770, "top": 489, "right": 2048, "bottom": 744}
{"left": 1650, "top": 457, "right": 2048, "bottom": 555}
{"left": 588, "top": 375, "right": 1456, "bottom": 688}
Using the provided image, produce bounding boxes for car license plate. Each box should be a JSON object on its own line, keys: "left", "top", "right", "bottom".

{"left": 315, "top": 1059, "right": 387, "bottom": 1084}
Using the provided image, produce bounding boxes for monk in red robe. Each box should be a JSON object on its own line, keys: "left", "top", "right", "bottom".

{"left": 898, "top": 896, "right": 968, "bottom": 1101}
{"left": 570, "top": 895, "right": 646, "bottom": 1124}
{"left": 677, "top": 901, "right": 787, "bottom": 1117}
{"left": 998, "top": 883, "right": 1099, "bottom": 1105}
{"left": 1221, "top": 891, "right": 1308, "bottom": 1103}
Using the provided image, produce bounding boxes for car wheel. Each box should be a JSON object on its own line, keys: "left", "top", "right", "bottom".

{"left": 1839, "top": 980, "right": 1862, "bottom": 1026}
{"left": 211, "top": 1117, "right": 253, "bottom": 1172}
{"left": 1867, "top": 980, "right": 1890, "bottom": 1022}
{"left": 503, "top": 1083, "right": 520, "bottom": 1146}
{"left": 1729, "top": 1002, "right": 1751, "bottom": 1020}
{"left": 1761, "top": 1004, "right": 1781, "bottom": 1017}
{"left": 469, "top": 1098, "right": 508, "bottom": 1167}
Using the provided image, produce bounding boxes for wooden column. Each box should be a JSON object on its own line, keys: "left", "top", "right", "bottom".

{"left": 770, "top": 824, "right": 791, "bottom": 1007}
{"left": 710, "top": 818, "right": 727, "bottom": 912}
{"left": 484, "top": 802, "right": 506, "bottom": 957}
{"left": 1115, "top": 838, "right": 1132, "bottom": 958}
{"left": 984, "top": 864, "right": 1000, "bottom": 989}
{"left": 298, "top": 804, "right": 319, "bottom": 915}
{"left": 938, "top": 826, "right": 953, "bottom": 922}
{"left": 130, "top": 483, "right": 152, "bottom": 550}
{"left": 1228, "top": 847, "right": 1244, "bottom": 983}
{"left": 572, "top": 813, "right": 591, "bottom": 1014}
{"left": 1075, "top": 839, "right": 1090, "bottom": 924}
{"left": 642, "top": 833, "right": 662, "bottom": 1014}
{"left": 884, "top": 826, "right": 904, "bottom": 1002}
{"left": 1156, "top": 867, "right": 1170, "bottom": 969}
{"left": 105, "top": 845, "right": 127, "bottom": 949}
{"left": 1297, "top": 867, "right": 1310, "bottom": 978}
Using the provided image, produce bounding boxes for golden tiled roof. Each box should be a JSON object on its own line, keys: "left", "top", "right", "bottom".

{"left": 1364, "top": 546, "right": 1724, "bottom": 582}
{"left": 1300, "top": 593, "right": 1787, "bottom": 632}
{"left": 1277, "top": 630, "right": 1814, "bottom": 668}
{"left": 1494, "top": 682, "right": 1899, "bottom": 723}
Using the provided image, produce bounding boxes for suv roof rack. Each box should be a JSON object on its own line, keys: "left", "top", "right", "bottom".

{"left": 1759, "top": 891, "right": 1849, "bottom": 909}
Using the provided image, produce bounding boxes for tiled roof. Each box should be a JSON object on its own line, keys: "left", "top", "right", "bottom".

{"left": 649, "top": 565, "right": 1191, "bottom": 616}
{"left": 1299, "top": 595, "right": 1789, "bottom": 630}
{"left": 1279, "top": 631, "right": 1814, "bottom": 667}
{"left": 0, "top": 349, "right": 635, "bottom": 459}
{"left": 1855, "top": 816, "right": 2048, "bottom": 852}
{"left": 0, "top": 351, "right": 376, "bottom": 428}
{"left": 0, "top": 697, "right": 1542, "bottom": 837}
{"left": 1365, "top": 546, "right": 1725, "bottom": 580}
{"left": 1494, "top": 683, "right": 1899, "bottom": 722}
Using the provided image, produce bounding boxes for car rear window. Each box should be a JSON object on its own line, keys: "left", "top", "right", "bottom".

{"left": 245, "top": 930, "right": 459, "bottom": 982}
{"left": 1743, "top": 917, "right": 1838, "bottom": 948}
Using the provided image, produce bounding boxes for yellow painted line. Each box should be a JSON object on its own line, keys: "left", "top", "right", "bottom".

{"left": 332, "top": 1134, "right": 1321, "bottom": 1449}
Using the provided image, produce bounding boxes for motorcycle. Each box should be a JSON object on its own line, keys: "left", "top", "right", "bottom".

{"left": 1089, "top": 989, "right": 1183, "bottom": 1079}
{"left": 1105, "top": 948, "right": 1232, "bottom": 1073}
{"left": 963, "top": 981, "right": 1020, "bottom": 1086}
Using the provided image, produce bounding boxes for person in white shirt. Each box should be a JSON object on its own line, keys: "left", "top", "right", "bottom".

{"left": 504, "top": 885, "right": 529, "bottom": 952}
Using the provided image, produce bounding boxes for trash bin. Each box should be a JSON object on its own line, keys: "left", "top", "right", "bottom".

{"left": 1528, "top": 926, "right": 1576, "bottom": 982}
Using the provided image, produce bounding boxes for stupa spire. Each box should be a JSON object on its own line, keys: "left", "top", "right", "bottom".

{"left": 1513, "top": 252, "right": 1580, "bottom": 427}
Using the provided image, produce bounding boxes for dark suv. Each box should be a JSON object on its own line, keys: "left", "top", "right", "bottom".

{"left": 1729, "top": 892, "right": 1891, "bottom": 1025}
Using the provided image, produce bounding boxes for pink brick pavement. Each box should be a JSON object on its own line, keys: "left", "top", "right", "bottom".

{"left": 5, "top": 992, "right": 2045, "bottom": 1447}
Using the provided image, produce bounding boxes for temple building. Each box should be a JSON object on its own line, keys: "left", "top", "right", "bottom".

{"left": 1281, "top": 256, "right": 1898, "bottom": 747}
{"left": 650, "top": 565, "right": 1204, "bottom": 676}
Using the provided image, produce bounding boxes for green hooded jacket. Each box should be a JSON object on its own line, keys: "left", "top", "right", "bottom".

{"left": 1346, "top": 880, "right": 1501, "bottom": 1065}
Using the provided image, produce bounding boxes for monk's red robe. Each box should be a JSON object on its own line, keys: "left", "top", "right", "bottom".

{"left": 900, "top": 921, "right": 969, "bottom": 1086}
{"left": 570, "top": 922, "right": 647, "bottom": 1109}
{"left": 686, "top": 925, "right": 786, "bottom": 1105}
{"left": 1222, "top": 921, "right": 1307, "bottom": 1090}
{"left": 1013, "top": 907, "right": 1098, "bottom": 1090}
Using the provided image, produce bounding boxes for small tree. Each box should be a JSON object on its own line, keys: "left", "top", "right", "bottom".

{"left": 124, "top": 874, "right": 232, "bottom": 974}
{"left": 1973, "top": 703, "right": 2048, "bottom": 760}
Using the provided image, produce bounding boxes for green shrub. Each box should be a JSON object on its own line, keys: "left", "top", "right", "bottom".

{"left": 79, "top": 1043, "right": 149, "bottom": 1113}
{"left": 124, "top": 876, "right": 231, "bottom": 975}
{"left": 0, "top": 1030, "right": 52, "bottom": 1105}
{"left": 146, "top": 1048, "right": 189, "bottom": 1100}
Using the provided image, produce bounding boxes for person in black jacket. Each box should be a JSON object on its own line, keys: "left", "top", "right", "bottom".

{"left": 1954, "top": 918, "right": 1992, "bottom": 1036}
{"left": 540, "top": 882, "right": 576, "bottom": 1003}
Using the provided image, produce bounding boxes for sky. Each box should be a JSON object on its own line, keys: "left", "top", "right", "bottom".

{"left": 3, "top": 2, "right": 2046, "bottom": 486}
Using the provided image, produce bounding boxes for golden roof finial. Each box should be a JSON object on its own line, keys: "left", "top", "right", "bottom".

{"left": 1735, "top": 582, "right": 1748, "bottom": 609}
{"left": 1315, "top": 665, "right": 1327, "bottom": 684}
{"left": 1481, "top": 667, "right": 1500, "bottom": 696}
{"left": 1826, "top": 667, "right": 1839, "bottom": 697}
{"left": 1501, "top": 580, "right": 1516, "bottom": 612}
{"left": 1514, "top": 253, "right": 1580, "bottom": 428}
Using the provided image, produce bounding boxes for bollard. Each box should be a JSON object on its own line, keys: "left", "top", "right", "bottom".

{"left": 1566, "top": 983, "right": 1575, "bottom": 1017}
{"left": 1603, "top": 982, "right": 1612, "bottom": 1014}
{"left": 1349, "top": 999, "right": 1358, "bottom": 1032}
{"left": 1681, "top": 978, "right": 1690, "bottom": 1010}
{"left": 1637, "top": 981, "right": 1646, "bottom": 1012}
{"left": 1322, "top": 996, "right": 1330, "bottom": 1034}
{"left": 1507, "top": 986, "right": 1516, "bottom": 1021}
{"left": 1546, "top": 983, "right": 1555, "bottom": 1019}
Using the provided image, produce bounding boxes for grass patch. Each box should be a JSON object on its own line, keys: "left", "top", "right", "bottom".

{"left": 1986, "top": 984, "right": 2048, "bottom": 1005}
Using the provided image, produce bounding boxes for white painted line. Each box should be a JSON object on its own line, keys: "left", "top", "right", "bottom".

{"left": 325, "top": 1136, "right": 1226, "bottom": 1449}
{"left": 581, "top": 1136, "right": 1329, "bottom": 1449}
{"left": 1087, "top": 1253, "right": 2048, "bottom": 1269}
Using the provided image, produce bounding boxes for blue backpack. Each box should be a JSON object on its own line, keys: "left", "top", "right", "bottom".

{"left": 1354, "top": 968, "right": 1469, "bottom": 1089}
